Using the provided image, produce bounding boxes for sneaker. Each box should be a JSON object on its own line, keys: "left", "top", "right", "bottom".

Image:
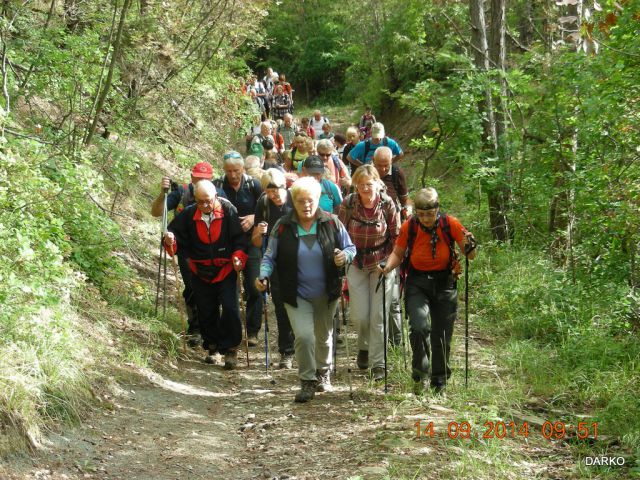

{"left": 315, "top": 369, "right": 332, "bottom": 392}
{"left": 279, "top": 353, "right": 294, "bottom": 369}
{"left": 224, "top": 350, "right": 238, "bottom": 370}
{"left": 370, "top": 366, "right": 385, "bottom": 382}
{"left": 294, "top": 380, "right": 317, "bottom": 403}
{"left": 356, "top": 350, "right": 368, "bottom": 370}
{"left": 247, "top": 335, "right": 259, "bottom": 347}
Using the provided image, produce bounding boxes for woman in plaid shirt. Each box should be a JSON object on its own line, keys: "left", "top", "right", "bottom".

{"left": 338, "top": 165, "right": 400, "bottom": 381}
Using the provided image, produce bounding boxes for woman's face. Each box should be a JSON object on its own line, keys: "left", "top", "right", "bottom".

{"left": 355, "top": 175, "right": 379, "bottom": 204}
{"left": 416, "top": 208, "right": 438, "bottom": 229}
{"left": 294, "top": 191, "right": 319, "bottom": 221}
{"left": 266, "top": 186, "right": 286, "bottom": 206}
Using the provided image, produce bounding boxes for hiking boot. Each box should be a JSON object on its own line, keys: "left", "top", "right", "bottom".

{"left": 187, "top": 332, "right": 202, "bottom": 348}
{"left": 315, "top": 369, "right": 332, "bottom": 392}
{"left": 294, "top": 380, "right": 317, "bottom": 403}
{"left": 278, "top": 353, "right": 294, "bottom": 370}
{"left": 356, "top": 350, "right": 369, "bottom": 370}
{"left": 204, "top": 348, "right": 217, "bottom": 364}
{"left": 247, "top": 335, "right": 259, "bottom": 347}
{"left": 370, "top": 366, "right": 385, "bottom": 382}
{"left": 431, "top": 383, "right": 446, "bottom": 395}
{"left": 223, "top": 350, "right": 238, "bottom": 370}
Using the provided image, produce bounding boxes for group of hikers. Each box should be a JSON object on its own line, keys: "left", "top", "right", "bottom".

{"left": 152, "top": 70, "right": 477, "bottom": 403}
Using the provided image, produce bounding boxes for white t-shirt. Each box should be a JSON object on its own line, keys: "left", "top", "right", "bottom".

{"left": 310, "top": 116, "right": 329, "bottom": 139}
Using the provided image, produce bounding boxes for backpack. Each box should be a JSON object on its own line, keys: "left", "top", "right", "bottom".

{"left": 363, "top": 137, "right": 389, "bottom": 162}
{"left": 213, "top": 174, "right": 261, "bottom": 201}
{"left": 400, "top": 213, "right": 461, "bottom": 281}
{"left": 341, "top": 191, "right": 395, "bottom": 229}
{"left": 256, "top": 192, "right": 270, "bottom": 225}
{"left": 320, "top": 179, "right": 335, "bottom": 202}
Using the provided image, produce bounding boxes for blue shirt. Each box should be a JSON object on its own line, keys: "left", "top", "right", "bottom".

{"left": 259, "top": 217, "right": 356, "bottom": 300}
{"left": 348, "top": 137, "right": 402, "bottom": 165}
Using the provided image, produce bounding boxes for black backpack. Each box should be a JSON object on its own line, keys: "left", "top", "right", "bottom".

{"left": 363, "top": 137, "right": 389, "bottom": 161}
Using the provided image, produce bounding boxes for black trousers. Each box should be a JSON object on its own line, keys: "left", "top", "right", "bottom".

{"left": 191, "top": 273, "right": 241, "bottom": 355}
{"left": 177, "top": 254, "right": 198, "bottom": 332}
{"left": 405, "top": 271, "right": 458, "bottom": 386}
{"left": 269, "top": 270, "right": 295, "bottom": 355}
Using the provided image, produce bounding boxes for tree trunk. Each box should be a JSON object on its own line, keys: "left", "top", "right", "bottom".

{"left": 470, "top": 0, "right": 511, "bottom": 241}
{"left": 84, "top": 0, "right": 132, "bottom": 146}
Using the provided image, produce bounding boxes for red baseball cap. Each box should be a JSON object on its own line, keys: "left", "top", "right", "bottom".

{"left": 191, "top": 162, "right": 213, "bottom": 179}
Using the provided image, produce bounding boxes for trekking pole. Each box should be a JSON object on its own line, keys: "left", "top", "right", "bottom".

{"left": 382, "top": 273, "right": 388, "bottom": 394}
{"left": 238, "top": 271, "right": 250, "bottom": 368}
{"left": 400, "top": 288, "right": 408, "bottom": 372}
{"left": 154, "top": 189, "right": 169, "bottom": 316}
{"left": 465, "top": 254, "right": 469, "bottom": 389}
{"left": 332, "top": 308, "right": 338, "bottom": 375}
{"left": 170, "top": 255, "right": 187, "bottom": 353}
{"left": 340, "top": 286, "right": 353, "bottom": 399}
{"left": 376, "top": 270, "right": 388, "bottom": 394}
{"left": 162, "top": 190, "right": 169, "bottom": 321}
{"left": 261, "top": 236, "right": 275, "bottom": 385}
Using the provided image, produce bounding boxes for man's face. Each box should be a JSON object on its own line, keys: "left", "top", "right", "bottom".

{"left": 371, "top": 136, "right": 382, "bottom": 145}
{"left": 313, "top": 111, "right": 321, "bottom": 120}
{"left": 373, "top": 156, "right": 392, "bottom": 178}
{"left": 261, "top": 124, "right": 271, "bottom": 136}
{"left": 224, "top": 163, "right": 244, "bottom": 186}
{"left": 195, "top": 191, "right": 216, "bottom": 215}
{"left": 284, "top": 116, "right": 292, "bottom": 127}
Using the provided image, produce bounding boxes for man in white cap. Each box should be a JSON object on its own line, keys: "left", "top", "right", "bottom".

{"left": 347, "top": 122, "right": 403, "bottom": 167}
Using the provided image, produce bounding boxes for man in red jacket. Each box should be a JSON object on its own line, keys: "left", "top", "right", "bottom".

{"left": 164, "top": 180, "right": 248, "bottom": 369}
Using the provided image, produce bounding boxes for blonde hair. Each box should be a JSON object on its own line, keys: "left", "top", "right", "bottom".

{"left": 352, "top": 164, "right": 381, "bottom": 185}
{"left": 261, "top": 168, "right": 286, "bottom": 189}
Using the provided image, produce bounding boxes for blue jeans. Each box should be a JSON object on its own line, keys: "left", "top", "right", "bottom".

{"left": 405, "top": 271, "right": 458, "bottom": 386}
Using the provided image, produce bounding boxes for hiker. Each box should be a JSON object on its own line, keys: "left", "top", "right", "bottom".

{"left": 338, "top": 165, "right": 399, "bottom": 381}
{"left": 347, "top": 122, "right": 403, "bottom": 167}
{"left": 151, "top": 162, "right": 225, "bottom": 346}
{"left": 281, "top": 150, "right": 299, "bottom": 188}
{"left": 334, "top": 133, "right": 347, "bottom": 157}
{"left": 373, "top": 146, "right": 412, "bottom": 346}
{"left": 213, "top": 151, "right": 264, "bottom": 347}
{"left": 343, "top": 126, "right": 360, "bottom": 173}
{"left": 279, "top": 113, "right": 297, "bottom": 149}
{"left": 256, "top": 176, "right": 356, "bottom": 402}
{"left": 299, "top": 139, "right": 351, "bottom": 193}
{"left": 301, "top": 155, "right": 343, "bottom": 214}
{"left": 163, "top": 180, "right": 247, "bottom": 369}
{"left": 358, "top": 106, "right": 377, "bottom": 140}
{"left": 299, "top": 117, "right": 316, "bottom": 139}
{"left": 245, "top": 155, "right": 265, "bottom": 181}
{"left": 271, "top": 84, "right": 292, "bottom": 121}
{"left": 290, "top": 132, "right": 314, "bottom": 170}
{"left": 252, "top": 169, "right": 296, "bottom": 369}
{"left": 318, "top": 122, "right": 335, "bottom": 143}
{"left": 378, "top": 187, "right": 477, "bottom": 393}
{"left": 309, "top": 110, "right": 329, "bottom": 140}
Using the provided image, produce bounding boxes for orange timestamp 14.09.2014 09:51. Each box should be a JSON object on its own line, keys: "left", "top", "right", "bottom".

{"left": 414, "top": 420, "right": 599, "bottom": 441}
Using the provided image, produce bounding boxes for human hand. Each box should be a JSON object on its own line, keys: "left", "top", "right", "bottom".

{"left": 161, "top": 176, "right": 171, "bottom": 192}
{"left": 255, "top": 277, "right": 268, "bottom": 292}
{"left": 334, "top": 248, "right": 346, "bottom": 267}
{"left": 256, "top": 221, "right": 268, "bottom": 236}
{"left": 163, "top": 232, "right": 175, "bottom": 248}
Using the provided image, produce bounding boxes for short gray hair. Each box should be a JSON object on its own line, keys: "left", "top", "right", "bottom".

{"left": 244, "top": 155, "right": 261, "bottom": 170}
{"left": 223, "top": 150, "right": 244, "bottom": 167}
{"left": 316, "top": 139, "right": 334, "bottom": 153}
{"left": 414, "top": 188, "right": 439, "bottom": 210}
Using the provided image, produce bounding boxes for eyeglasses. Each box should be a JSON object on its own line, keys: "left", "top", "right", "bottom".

{"left": 318, "top": 152, "right": 332, "bottom": 158}
{"left": 357, "top": 182, "right": 376, "bottom": 190}
{"left": 196, "top": 198, "right": 215, "bottom": 206}
{"left": 415, "top": 209, "right": 438, "bottom": 218}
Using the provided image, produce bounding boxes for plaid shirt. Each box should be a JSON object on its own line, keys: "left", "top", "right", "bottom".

{"left": 338, "top": 192, "right": 399, "bottom": 270}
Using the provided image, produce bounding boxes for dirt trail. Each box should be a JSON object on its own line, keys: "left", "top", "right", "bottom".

{"left": 2, "top": 311, "right": 573, "bottom": 480}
